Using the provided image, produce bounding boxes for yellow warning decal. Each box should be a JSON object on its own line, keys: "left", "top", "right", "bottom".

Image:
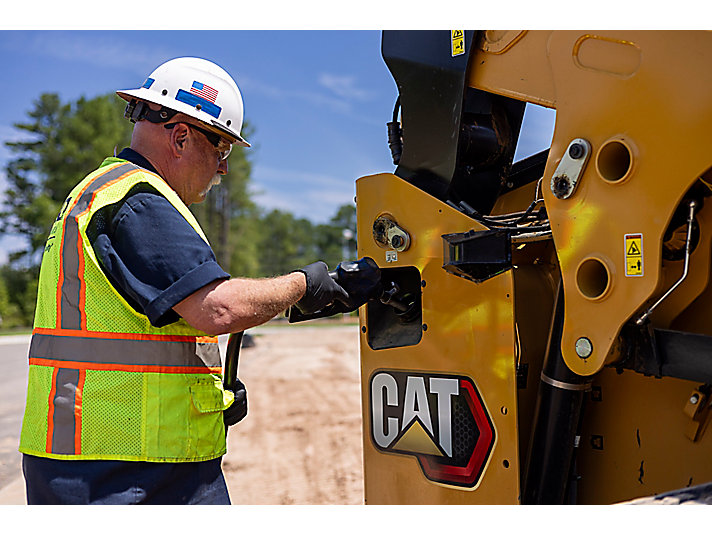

{"left": 451, "top": 30, "right": 465, "bottom": 57}
{"left": 625, "top": 233, "right": 643, "bottom": 277}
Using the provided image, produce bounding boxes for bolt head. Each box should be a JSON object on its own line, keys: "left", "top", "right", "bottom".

{"left": 575, "top": 337, "right": 593, "bottom": 359}
{"left": 569, "top": 143, "right": 585, "bottom": 159}
{"left": 391, "top": 235, "right": 403, "bottom": 248}
{"left": 552, "top": 175, "right": 571, "bottom": 198}
{"left": 690, "top": 394, "right": 700, "bottom": 405}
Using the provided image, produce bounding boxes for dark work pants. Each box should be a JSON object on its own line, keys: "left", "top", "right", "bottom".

{"left": 22, "top": 454, "right": 231, "bottom": 505}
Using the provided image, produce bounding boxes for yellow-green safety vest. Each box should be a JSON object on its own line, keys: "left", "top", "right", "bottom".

{"left": 19, "top": 158, "right": 234, "bottom": 462}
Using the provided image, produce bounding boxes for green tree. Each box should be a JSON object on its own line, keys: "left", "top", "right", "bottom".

{"left": 190, "top": 122, "right": 261, "bottom": 277}
{"left": 315, "top": 203, "right": 357, "bottom": 268}
{"left": 0, "top": 265, "right": 38, "bottom": 328}
{"left": 0, "top": 272, "right": 22, "bottom": 328}
{"left": 257, "top": 209, "right": 318, "bottom": 277}
{"left": 1, "top": 93, "right": 132, "bottom": 266}
{"left": 0, "top": 92, "right": 132, "bottom": 326}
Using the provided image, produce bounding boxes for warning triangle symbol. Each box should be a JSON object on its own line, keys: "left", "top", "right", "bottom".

{"left": 392, "top": 420, "right": 444, "bottom": 457}
{"left": 627, "top": 242, "right": 641, "bottom": 255}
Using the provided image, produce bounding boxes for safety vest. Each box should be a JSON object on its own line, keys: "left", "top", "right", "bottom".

{"left": 19, "top": 158, "right": 233, "bottom": 462}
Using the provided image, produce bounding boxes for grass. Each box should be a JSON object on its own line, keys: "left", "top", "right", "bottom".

{"left": 0, "top": 328, "right": 32, "bottom": 336}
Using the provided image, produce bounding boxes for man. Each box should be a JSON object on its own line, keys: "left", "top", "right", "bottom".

{"left": 18, "top": 57, "right": 350, "bottom": 504}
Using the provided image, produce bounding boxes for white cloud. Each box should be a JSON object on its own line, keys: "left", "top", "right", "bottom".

{"left": 0, "top": 32, "right": 173, "bottom": 76}
{"left": 250, "top": 165, "right": 355, "bottom": 223}
{"left": 317, "top": 73, "right": 372, "bottom": 101}
{"left": 238, "top": 73, "right": 380, "bottom": 126}
{"left": 239, "top": 74, "right": 351, "bottom": 116}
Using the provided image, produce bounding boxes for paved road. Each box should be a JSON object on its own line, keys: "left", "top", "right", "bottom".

{"left": 0, "top": 336, "right": 30, "bottom": 497}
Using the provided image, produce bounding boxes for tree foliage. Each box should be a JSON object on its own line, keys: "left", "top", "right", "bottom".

{"left": 1, "top": 93, "right": 132, "bottom": 266}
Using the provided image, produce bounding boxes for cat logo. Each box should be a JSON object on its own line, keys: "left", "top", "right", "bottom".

{"left": 369, "top": 370, "right": 496, "bottom": 489}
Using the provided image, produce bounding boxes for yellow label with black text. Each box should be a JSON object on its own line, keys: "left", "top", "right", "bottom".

{"left": 625, "top": 234, "right": 643, "bottom": 276}
{"left": 451, "top": 30, "right": 465, "bottom": 56}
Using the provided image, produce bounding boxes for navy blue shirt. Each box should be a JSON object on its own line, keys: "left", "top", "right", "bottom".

{"left": 87, "top": 148, "right": 230, "bottom": 327}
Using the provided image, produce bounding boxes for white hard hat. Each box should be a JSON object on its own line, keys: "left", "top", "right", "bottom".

{"left": 117, "top": 57, "right": 250, "bottom": 148}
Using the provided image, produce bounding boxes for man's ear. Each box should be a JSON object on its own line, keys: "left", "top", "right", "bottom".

{"left": 169, "top": 123, "right": 190, "bottom": 157}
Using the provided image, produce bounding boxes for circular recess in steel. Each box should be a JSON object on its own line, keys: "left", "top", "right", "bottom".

{"left": 576, "top": 257, "right": 612, "bottom": 301}
{"left": 596, "top": 138, "right": 635, "bottom": 184}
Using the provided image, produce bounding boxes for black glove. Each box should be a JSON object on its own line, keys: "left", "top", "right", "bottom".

{"left": 331, "top": 257, "right": 382, "bottom": 310}
{"left": 224, "top": 378, "right": 248, "bottom": 427}
{"left": 294, "top": 261, "right": 350, "bottom": 314}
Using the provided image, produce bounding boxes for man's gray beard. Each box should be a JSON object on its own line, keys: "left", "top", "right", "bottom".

{"left": 201, "top": 174, "right": 223, "bottom": 197}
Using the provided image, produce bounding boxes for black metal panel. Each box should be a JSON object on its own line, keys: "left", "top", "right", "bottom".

{"left": 382, "top": 31, "right": 527, "bottom": 215}
{"left": 382, "top": 30, "right": 475, "bottom": 192}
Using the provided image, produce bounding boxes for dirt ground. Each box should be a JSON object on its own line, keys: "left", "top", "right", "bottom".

{"left": 221, "top": 324, "right": 364, "bottom": 505}
{"left": 0, "top": 323, "right": 365, "bottom": 505}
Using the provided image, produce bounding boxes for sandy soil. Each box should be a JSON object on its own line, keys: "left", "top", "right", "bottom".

{"left": 221, "top": 324, "right": 364, "bottom": 505}
{"left": 0, "top": 324, "right": 365, "bottom": 505}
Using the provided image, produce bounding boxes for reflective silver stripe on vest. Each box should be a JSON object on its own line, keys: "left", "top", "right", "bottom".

{"left": 60, "top": 163, "right": 137, "bottom": 330}
{"left": 50, "top": 368, "right": 80, "bottom": 454}
{"left": 30, "top": 333, "right": 222, "bottom": 369}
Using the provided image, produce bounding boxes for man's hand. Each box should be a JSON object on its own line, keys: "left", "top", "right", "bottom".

{"left": 294, "top": 261, "right": 349, "bottom": 314}
{"left": 224, "top": 378, "right": 247, "bottom": 427}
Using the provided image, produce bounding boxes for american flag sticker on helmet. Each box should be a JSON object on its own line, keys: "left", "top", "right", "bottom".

{"left": 190, "top": 81, "right": 219, "bottom": 103}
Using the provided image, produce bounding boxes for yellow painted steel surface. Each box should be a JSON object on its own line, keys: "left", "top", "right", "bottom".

{"left": 356, "top": 173, "right": 520, "bottom": 504}
{"left": 577, "top": 368, "right": 712, "bottom": 504}
{"left": 357, "top": 30, "right": 712, "bottom": 504}
{"left": 469, "top": 30, "right": 712, "bottom": 375}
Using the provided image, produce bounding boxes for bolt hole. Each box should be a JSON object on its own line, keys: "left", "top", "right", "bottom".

{"left": 501, "top": 406, "right": 508, "bottom": 415}
{"left": 361, "top": 326, "right": 366, "bottom": 333}
{"left": 576, "top": 258, "right": 610, "bottom": 300}
{"left": 422, "top": 324, "right": 428, "bottom": 332}
{"left": 503, "top": 460, "right": 510, "bottom": 469}
{"left": 597, "top": 140, "right": 632, "bottom": 183}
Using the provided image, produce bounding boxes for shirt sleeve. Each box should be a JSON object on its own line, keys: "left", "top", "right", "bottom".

{"left": 89, "top": 189, "right": 230, "bottom": 328}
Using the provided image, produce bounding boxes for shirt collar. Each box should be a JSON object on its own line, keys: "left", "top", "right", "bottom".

{"left": 117, "top": 148, "right": 160, "bottom": 176}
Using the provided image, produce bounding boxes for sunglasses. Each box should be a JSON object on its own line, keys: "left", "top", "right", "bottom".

{"left": 164, "top": 122, "right": 232, "bottom": 161}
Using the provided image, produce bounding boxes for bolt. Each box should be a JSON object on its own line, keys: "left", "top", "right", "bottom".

{"left": 569, "top": 142, "right": 585, "bottom": 159}
{"left": 690, "top": 393, "right": 700, "bottom": 405}
{"left": 391, "top": 235, "right": 403, "bottom": 248}
{"left": 575, "top": 337, "right": 593, "bottom": 359}
{"left": 552, "top": 175, "right": 571, "bottom": 198}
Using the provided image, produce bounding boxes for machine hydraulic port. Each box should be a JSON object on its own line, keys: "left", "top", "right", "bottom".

{"left": 379, "top": 280, "right": 419, "bottom": 323}
{"left": 366, "top": 266, "right": 423, "bottom": 350}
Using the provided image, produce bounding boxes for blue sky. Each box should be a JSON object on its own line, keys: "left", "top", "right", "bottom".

{"left": 0, "top": 29, "right": 557, "bottom": 264}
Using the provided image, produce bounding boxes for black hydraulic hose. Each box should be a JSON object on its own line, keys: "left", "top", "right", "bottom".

{"left": 387, "top": 96, "right": 403, "bottom": 165}
{"left": 522, "top": 280, "right": 592, "bottom": 504}
{"left": 392, "top": 95, "right": 400, "bottom": 123}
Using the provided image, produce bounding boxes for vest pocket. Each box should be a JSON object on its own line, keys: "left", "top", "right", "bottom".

{"left": 189, "top": 378, "right": 232, "bottom": 413}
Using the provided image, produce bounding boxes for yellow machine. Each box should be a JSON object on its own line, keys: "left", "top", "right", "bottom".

{"left": 292, "top": 31, "right": 712, "bottom": 504}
